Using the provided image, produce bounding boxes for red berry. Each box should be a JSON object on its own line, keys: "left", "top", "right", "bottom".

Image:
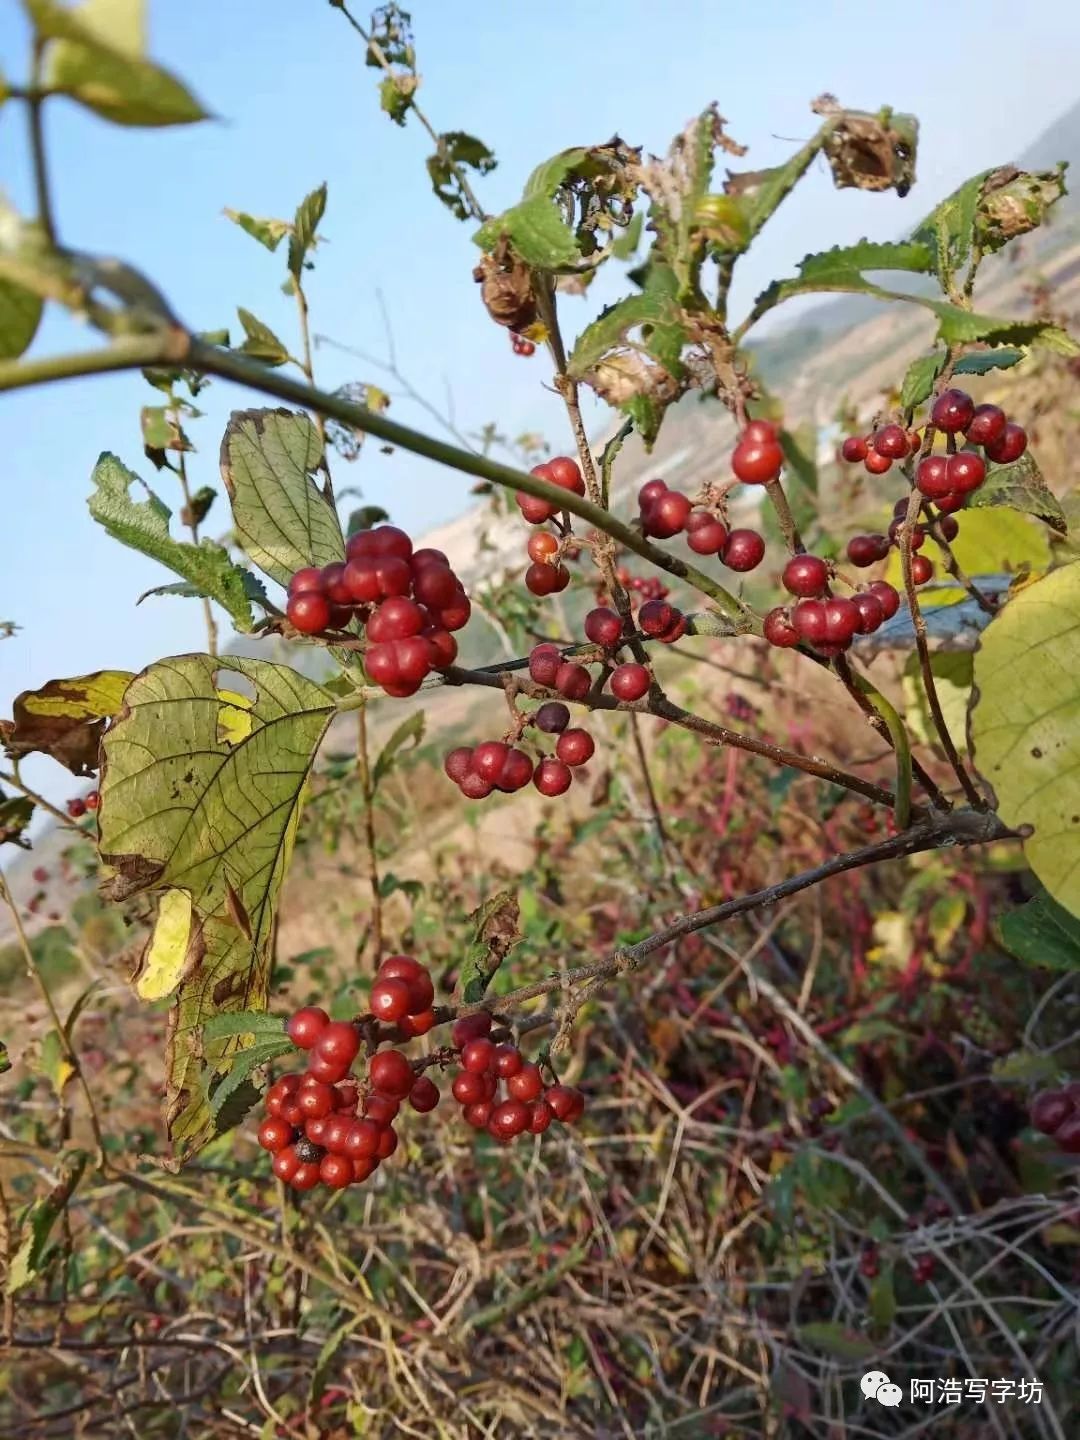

{"left": 822, "top": 597, "right": 859, "bottom": 647}
{"left": 869, "top": 581, "right": 900, "bottom": 619}
{"left": 544, "top": 1085, "right": 584, "bottom": 1122}
{"left": 841, "top": 435, "right": 868, "bottom": 463}
{"left": 846, "top": 534, "right": 890, "bottom": 567}
{"left": 946, "top": 451, "right": 986, "bottom": 495}
{"left": 258, "top": 1117, "right": 293, "bottom": 1152}
{"left": 314, "top": 1021, "right": 360, "bottom": 1071}
{"left": 298, "top": 1083, "right": 336, "bottom": 1121}
{"left": 362, "top": 1092, "right": 399, "bottom": 1126}
{"left": 370, "top": 978, "right": 412, "bottom": 1024}
{"left": 731, "top": 439, "right": 783, "bottom": 485}
{"left": 782, "top": 554, "right": 829, "bottom": 598}
{"left": 409, "top": 1076, "right": 440, "bottom": 1113}
{"left": 473, "top": 741, "right": 510, "bottom": 784}
{"left": 851, "top": 592, "right": 885, "bottom": 634}
{"left": 290, "top": 1162, "right": 321, "bottom": 1191}
{"left": 367, "top": 596, "right": 424, "bottom": 643}
{"left": 289, "top": 566, "right": 326, "bottom": 595}
{"left": 911, "top": 554, "right": 934, "bottom": 585}
{"left": 931, "top": 388, "right": 974, "bottom": 433}
{"left": 984, "top": 423, "right": 1027, "bottom": 464}
{"left": 319, "top": 1153, "right": 353, "bottom": 1188}
{"left": 320, "top": 562, "right": 352, "bottom": 606}
{"left": 369, "top": 525, "right": 413, "bottom": 561}
{"left": 556, "top": 728, "right": 595, "bottom": 767}
{"left": 791, "top": 600, "right": 827, "bottom": 646}
{"left": 554, "top": 662, "right": 591, "bottom": 700}
{"left": 547, "top": 456, "right": 585, "bottom": 494}
{"left": 721, "top": 530, "right": 765, "bottom": 572}
{"left": 643, "top": 490, "right": 692, "bottom": 538}
{"left": 916, "top": 456, "right": 952, "bottom": 499}
{"left": 742, "top": 419, "right": 777, "bottom": 444}
{"left": 888, "top": 518, "right": 926, "bottom": 550}
{"left": 84, "top": 790, "right": 100, "bottom": 812}
{"left": 936, "top": 492, "right": 964, "bottom": 514}
{"left": 412, "top": 563, "right": 460, "bottom": 609}
{"left": 863, "top": 449, "right": 892, "bottom": 475}
{"left": 373, "top": 556, "right": 412, "bottom": 597}
{"left": 527, "top": 1100, "right": 553, "bottom": 1133}
{"left": 685, "top": 510, "right": 728, "bottom": 554}
{"left": 507, "top": 1063, "right": 543, "bottom": 1102}
{"left": 287, "top": 591, "right": 331, "bottom": 634}
{"left": 321, "top": 1114, "right": 353, "bottom": 1153}
{"left": 873, "top": 424, "right": 909, "bottom": 458}
{"left": 584, "top": 607, "right": 623, "bottom": 647}
{"left": 1056, "top": 1114, "right": 1080, "bottom": 1154}
{"left": 459, "top": 771, "right": 493, "bottom": 801}
{"left": 452, "top": 1012, "right": 492, "bottom": 1047}
{"left": 272, "top": 1145, "right": 301, "bottom": 1182}
{"left": 526, "top": 561, "right": 570, "bottom": 596}
{"left": 966, "top": 403, "right": 1007, "bottom": 447}
{"left": 1031, "top": 1090, "right": 1071, "bottom": 1135}
{"left": 938, "top": 514, "right": 960, "bottom": 541}
{"left": 399, "top": 1008, "right": 436, "bottom": 1037}
{"left": 527, "top": 531, "right": 559, "bottom": 564}
{"left": 423, "top": 627, "right": 457, "bottom": 669}
{"left": 489, "top": 1099, "right": 530, "bottom": 1140}
{"left": 610, "top": 663, "right": 650, "bottom": 702}
{"left": 368, "top": 1049, "right": 414, "bottom": 1099}
{"left": 533, "top": 758, "right": 572, "bottom": 797}
{"left": 66, "top": 797, "right": 87, "bottom": 819}
{"left": 344, "top": 1119, "right": 381, "bottom": 1157}
{"left": 763, "top": 607, "right": 799, "bottom": 648}
{"left": 463, "top": 1100, "right": 494, "bottom": 1129}
{"left": 286, "top": 1007, "right": 329, "bottom": 1050}
{"left": 638, "top": 599, "right": 674, "bottom": 636}
{"left": 437, "top": 592, "right": 471, "bottom": 632}
{"left": 343, "top": 557, "right": 382, "bottom": 604}
{"left": 462, "top": 1038, "right": 496, "bottom": 1073}
{"left": 638, "top": 478, "right": 668, "bottom": 508}
{"left": 495, "top": 748, "right": 534, "bottom": 793}
{"left": 517, "top": 491, "right": 558, "bottom": 525}
{"left": 452, "top": 1070, "right": 487, "bottom": 1106}
{"left": 334, "top": 1081, "right": 359, "bottom": 1111}
{"left": 534, "top": 701, "right": 570, "bottom": 733}
{"left": 444, "top": 747, "right": 474, "bottom": 784}
{"left": 493, "top": 1045, "right": 523, "bottom": 1078}
{"left": 528, "top": 644, "right": 561, "bottom": 687}
{"left": 375, "top": 1126, "right": 398, "bottom": 1160}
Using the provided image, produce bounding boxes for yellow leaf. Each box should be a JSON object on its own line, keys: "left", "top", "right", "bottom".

{"left": 135, "top": 888, "right": 194, "bottom": 1000}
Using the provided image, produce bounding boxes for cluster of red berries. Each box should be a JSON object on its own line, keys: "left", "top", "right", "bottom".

{"left": 285, "top": 526, "right": 470, "bottom": 697}
{"left": 449, "top": 1010, "right": 584, "bottom": 1143}
{"left": 762, "top": 550, "right": 901, "bottom": 656}
{"left": 615, "top": 568, "right": 669, "bottom": 603}
{"left": 257, "top": 957, "right": 438, "bottom": 1191}
{"left": 638, "top": 478, "right": 765, "bottom": 572}
{"left": 841, "top": 393, "right": 1026, "bottom": 493}
{"left": 1031, "top": 1084, "right": 1080, "bottom": 1154}
{"left": 510, "top": 332, "right": 535, "bottom": 357}
{"left": 840, "top": 423, "right": 923, "bottom": 475}
{"left": 443, "top": 701, "right": 595, "bottom": 801}
{"left": 66, "top": 791, "right": 99, "bottom": 819}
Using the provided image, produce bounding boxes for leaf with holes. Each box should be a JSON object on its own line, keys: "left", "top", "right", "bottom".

{"left": 971, "top": 562, "right": 1080, "bottom": 919}
{"left": 220, "top": 409, "right": 343, "bottom": 586}
{"left": 455, "top": 890, "right": 520, "bottom": 1006}
{"left": 1, "top": 670, "right": 132, "bottom": 775}
{"left": 427, "top": 132, "right": 495, "bottom": 220}
{"left": 99, "top": 655, "right": 336, "bottom": 1162}
{"left": 88, "top": 454, "right": 254, "bottom": 631}
{"left": 969, "top": 451, "right": 1067, "bottom": 536}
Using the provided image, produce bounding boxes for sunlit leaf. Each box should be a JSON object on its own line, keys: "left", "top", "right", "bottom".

{"left": 969, "top": 450, "right": 1067, "bottom": 536}
{"left": 1, "top": 669, "right": 132, "bottom": 774}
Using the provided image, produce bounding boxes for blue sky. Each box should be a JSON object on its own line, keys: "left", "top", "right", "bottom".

{"left": 2, "top": 0, "right": 1080, "bottom": 815}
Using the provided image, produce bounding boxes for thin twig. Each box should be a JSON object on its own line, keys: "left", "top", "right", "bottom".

{"left": 355, "top": 702, "right": 383, "bottom": 966}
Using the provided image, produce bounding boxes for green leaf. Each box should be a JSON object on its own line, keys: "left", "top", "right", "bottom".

{"left": 346, "top": 504, "right": 390, "bottom": 536}
{"left": 202, "top": 1010, "right": 287, "bottom": 1040}
{"left": 971, "top": 562, "right": 1080, "bottom": 919}
{"left": 2, "top": 669, "right": 132, "bottom": 774}
{"left": 372, "top": 708, "right": 425, "bottom": 791}
{"left": 0, "top": 1040, "right": 9, "bottom": 1075}
{"left": 568, "top": 262, "right": 683, "bottom": 379}
{"left": 954, "top": 347, "right": 1027, "bottom": 377}
{"left": 474, "top": 144, "right": 619, "bottom": 267}
{"left": 427, "top": 132, "right": 496, "bottom": 222}
{"left": 379, "top": 73, "right": 419, "bottom": 126}
{"left": 869, "top": 1266, "right": 897, "bottom": 1331}
{"left": 0, "top": 794, "right": 34, "bottom": 847}
{"left": 998, "top": 890, "right": 1080, "bottom": 972}
{"left": 224, "top": 209, "right": 291, "bottom": 253}
{"left": 235, "top": 307, "right": 289, "bottom": 366}
{"left": 69, "top": 0, "right": 145, "bottom": 55}
{"left": 992, "top": 1049, "right": 1060, "bottom": 1084}
{"left": 0, "top": 277, "right": 43, "bottom": 360}
{"left": 220, "top": 409, "right": 343, "bottom": 587}
{"left": 901, "top": 352, "right": 944, "bottom": 410}
{"left": 288, "top": 183, "right": 327, "bottom": 279}
{"left": 454, "top": 890, "right": 520, "bottom": 1006}
{"left": 796, "top": 1322, "right": 878, "bottom": 1363}
{"left": 39, "top": 1030, "right": 74, "bottom": 1097}
{"left": 208, "top": 1036, "right": 292, "bottom": 1119}
{"left": 99, "top": 654, "right": 336, "bottom": 1161}
{"left": 902, "top": 651, "right": 973, "bottom": 754}
{"left": 969, "top": 450, "right": 1067, "bottom": 536}
{"left": 35, "top": 0, "right": 208, "bottom": 128}
{"left": 911, "top": 170, "right": 989, "bottom": 282}
{"left": 310, "top": 1316, "right": 362, "bottom": 1409}
{"left": 88, "top": 453, "right": 254, "bottom": 632}
{"left": 6, "top": 1153, "right": 86, "bottom": 1295}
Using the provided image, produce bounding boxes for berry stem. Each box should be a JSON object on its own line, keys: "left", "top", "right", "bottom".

{"left": 899, "top": 488, "right": 986, "bottom": 809}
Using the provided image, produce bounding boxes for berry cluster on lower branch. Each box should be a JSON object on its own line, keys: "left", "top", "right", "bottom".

{"left": 257, "top": 957, "right": 584, "bottom": 1190}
